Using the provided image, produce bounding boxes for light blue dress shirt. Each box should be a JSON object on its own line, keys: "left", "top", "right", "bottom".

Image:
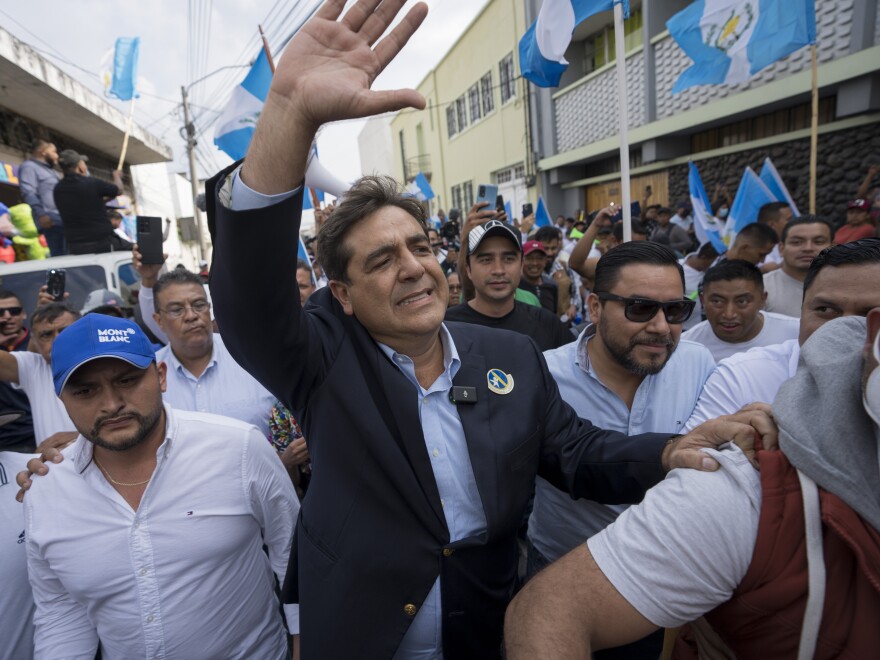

{"left": 378, "top": 325, "right": 487, "bottom": 660}
{"left": 527, "top": 325, "right": 716, "bottom": 562}
{"left": 156, "top": 334, "right": 276, "bottom": 437}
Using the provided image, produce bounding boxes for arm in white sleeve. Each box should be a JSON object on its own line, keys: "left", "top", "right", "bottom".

{"left": 244, "top": 426, "right": 301, "bottom": 634}
{"left": 138, "top": 286, "right": 168, "bottom": 345}
{"left": 26, "top": 503, "right": 100, "bottom": 659}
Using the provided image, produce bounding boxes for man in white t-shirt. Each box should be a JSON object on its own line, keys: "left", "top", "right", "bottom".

{"left": 683, "top": 259, "right": 798, "bottom": 361}
{"left": 0, "top": 302, "right": 77, "bottom": 443}
{"left": 1, "top": 441, "right": 36, "bottom": 660}
{"left": 505, "top": 312, "right": 880, "bottom": 658}
{"left": 764, "top": 217, "right": 832, "bottom": 318}
{"left": 684, "top": 237, "right": 880, "bottom": 430}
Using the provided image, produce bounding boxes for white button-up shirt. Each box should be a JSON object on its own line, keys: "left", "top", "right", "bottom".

{"left": 24, "top": 404, "right": 299, "bottom": 660}
{"left": 157, "top": 334, "right": 276, "bottom": 437}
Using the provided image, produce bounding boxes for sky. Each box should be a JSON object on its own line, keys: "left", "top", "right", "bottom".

{"left": 1, "top": 0, "right": 491, "bottom": 185}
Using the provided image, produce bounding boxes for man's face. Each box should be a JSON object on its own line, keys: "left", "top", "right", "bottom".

{"left": 522, "top": 250, "right": 547, "bottom": 282}
{"left": 555, "top": 215, "right": 566, "bottom": 227}
{"left": 154, "top": 283, "right": 213, "bottom": 357}
{"left": 296, "top": 268, "right": 316, "bottom": 306}
{"left": 466, "top": 236, "right": 522, "bottom": 305}
{"left": 329, "top": 206, "right": 448, "bottom": 349}
{"left": 42, "top": 144, "right": 59, "bottom": 166}
{"left": 701, "top": 278, "right": 766, "bottom": 344}
{"left": 542, "top": 238, "right": 561, "bottom": 263}
{"left": 729, "top": 239, "right": 773, "bottom": 265}
{"left": 0, "top": 297, "right": 26, "bottom": 341}
{"left": 32, "top": 312, "right": 77, "bottom": 364}
{"left": 780, "top": 223, "right": 831, "bottom": 273}
{"left": 427, "top": 229, "right": 442, "bottom": 254}
{"left": 847, "top": 208, "right": 870, "bottom": 226}
{"left": 768, "top": 207, "right": 793, "bottom": 235}
{"left": 590, "top": 264, "right": 685, "bottom": 375}
{"left": 657, "top": 212, "right": 671, "bottom": 227}
{"left": 446, "top": 246, "right": 459, "bottom": 263}
{"left": 61, "top": 359, "right": 166, "bottom": 452}
{"left": 800, "top": 263, "right": 880, "bottom": 344}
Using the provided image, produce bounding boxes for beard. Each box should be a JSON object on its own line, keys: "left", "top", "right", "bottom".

{"left": 600, "top": 315, "right": 677, "bottom": 376}
{"left": 83, "top": 402, "right": 164, "bottom": 452}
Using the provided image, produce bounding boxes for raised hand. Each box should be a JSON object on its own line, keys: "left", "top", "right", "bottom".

{"left": 242, "top": 0, "right": 428, "bottom": 194}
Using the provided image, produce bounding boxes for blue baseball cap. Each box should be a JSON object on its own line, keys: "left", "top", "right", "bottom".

{"left": 51, "top": 315, "right": 156, "bottom": 395}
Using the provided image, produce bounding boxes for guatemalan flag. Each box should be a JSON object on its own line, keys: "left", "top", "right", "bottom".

{"left": 726, "top": 166, "right": 777, "bottom": 237}
{"left": 107, "top": 37, "right": 140, "bottom": 101}
{"left": 759, "top": 157, "right": 800, "bottom": 216}
{"left": 688, "top": 162, "right": 727, "bottom": 253}
{"left": 519, "top": 0, "right": 627, "bottom": 88}
{"left": 213, "top": 49, "right": 273, "bottom": 160}
{"left": 667, "top": 0, "right": 816, "bottom": 94}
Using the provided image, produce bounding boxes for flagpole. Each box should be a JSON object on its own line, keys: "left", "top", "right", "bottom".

{"left": 809, "top": 44, "right": 818, "bottom": 214}
{"left": 259, "top": 25, "right": 276, "bottom": 73}
{"left": 116, "top": 97, "right": 136, "bottom": 170}
{"left": 613, "top": 2, "right": 632, "bottom": 242}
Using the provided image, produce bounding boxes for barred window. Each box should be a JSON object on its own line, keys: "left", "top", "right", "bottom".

{"left": 496, "top": 169, "right": 512, "bottom": 184}
{"left": 480, "top": 72, "right": 494, "bottom": 115}
{"left": 468, "top": 84, "right": 482, "bottom": 122}
{"left": 499, "top": 53, "right": 516, "bottom": 103}
{"left": 462, "top": 181, "right": 474, "bottom": 211}
{"left": 451, "top": 184, "right": 462, "bottom": 211}
{"left": 456, "top": 96, "right": 468, "bottom": 130}
{"left": 514, "top": 163, "right": 525, "bottom": 179}
{"left": 446, "top": 104, "right": 457, "bottom": 138}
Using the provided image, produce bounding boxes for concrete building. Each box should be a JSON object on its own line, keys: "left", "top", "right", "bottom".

{"left": 358, "top": 115, "right": 395, "bottom": 178}
{"left": 0, "top": 24, "right": 204, "bottom": 267}
{"left": 527, "top": 0, "right": 880, "bottom": 220}
{"left": 391, "top": 0, "right": 539, "bottom": 219}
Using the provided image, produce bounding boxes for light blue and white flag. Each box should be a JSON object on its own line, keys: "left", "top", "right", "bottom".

{"left": 759, "top": 157, "right": 800, "bottom": 216}
{"left": 107, "top": 37, "right": 140, "bottom": 101}
{"left": 405, "top": 172, "right": 435, "bottom": 201}
{"left": 519, "top": 0, "right": 627, "bottom": 87}
{"left": 688, "top": 162, "right": 727, "bottom": 253}
{"left": 534, "top": 196, "right": 553, "bottom": 228}
{"left": 213, "top": 49, "right": 273, "bottom": 160}
{"left": 667, "top": 0, "right": 816, "bottom": 94}
{"left": 726, "top": 166, "right": 777, "bottom": 236}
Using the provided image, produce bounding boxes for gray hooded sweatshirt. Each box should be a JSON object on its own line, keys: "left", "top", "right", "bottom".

{"left": 773, "top": 315, "right": 880, "bottom": 532}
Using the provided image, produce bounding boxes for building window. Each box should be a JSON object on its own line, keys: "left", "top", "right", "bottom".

{"left": 451, "top": 184, "right": 463, "bottom": 211}
{"left": 468, "top": 84, "right": 482, "bottom": 123}
{"left": 582, "top": 8, "right": 643, "bottom": 75}
{"left": 446, "top": 104, "right": 457, "bottom": 138}
{"left": 456, "top": 95, "right": 469, "bottom": 131}
{"left": 462, "top": 180, "right": 474, "bottom": 211}
{"left": 514, "top": 163, "right": 525, "bottom": 179}
{"left": 499, "top": 53, "right": 516, "bottom": 103}
{"left": 480, "top": 71, "right": 494, "bottom": 115}
{"left": 496, "top": 169, "right": 512, "bottom": 184}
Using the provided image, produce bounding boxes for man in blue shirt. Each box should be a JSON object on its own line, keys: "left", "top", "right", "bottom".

{"left": 527, "top": 241, "right": 715, "bottom": 659}
{"left": 17, "top": 139, "right": 65, "bottom": 256}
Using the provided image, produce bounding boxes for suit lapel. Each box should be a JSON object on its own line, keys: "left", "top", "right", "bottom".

{"left": 448, "top": 329, "right": 500, "bottom": 535}
{"left": 347, "top": 316, "right": 448, "bottom": 540}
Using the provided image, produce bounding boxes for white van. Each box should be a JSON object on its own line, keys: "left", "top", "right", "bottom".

{"left": 0, "top": 252, "right": 140, "bottom": 314}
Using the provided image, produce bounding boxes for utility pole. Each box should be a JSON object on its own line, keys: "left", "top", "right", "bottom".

{"left": 181, "top": 85, "right": 207, "bottom": 261}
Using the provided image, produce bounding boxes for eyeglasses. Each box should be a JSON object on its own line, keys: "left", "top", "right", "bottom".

{"left": 596, "top": 292, "right": 695, "bottom": 324}
{"left": 0, "top": 307, "right": 23, "bottom": 317}
{"left": 158, "top": 300, "right": 211, "bottom": 318}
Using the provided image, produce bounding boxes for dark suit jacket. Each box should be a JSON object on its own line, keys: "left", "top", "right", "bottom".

{"left": 207, "top": 163, "right": 669, "bottom": 660}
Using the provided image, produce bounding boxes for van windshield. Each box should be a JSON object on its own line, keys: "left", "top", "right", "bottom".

{"left": 0, "top": 265, "right": 107, "bottom": 312}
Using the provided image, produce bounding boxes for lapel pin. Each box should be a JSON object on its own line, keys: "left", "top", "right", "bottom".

{"left": 487, "top": 369, "right": 514, "bottom": 395}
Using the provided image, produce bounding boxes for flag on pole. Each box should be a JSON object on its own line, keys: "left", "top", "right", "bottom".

{"left": 405, "top": 172, "right": 435, "bottom": 201}
{"left": 726, "top": 166, "right": 777, "bottom": 236}
{"left": 107, "top": 37, "right": 140, "bottom": 101}
{"left": 214, "top": 49, "right": 273, "bottom": 160}
{"left": 688, "top": 162, "right": 727, "bottom": 253}
{"left": 667, "top": 0, "right": 816, "bottom": 94}
{"left": 759, "top": 157, "right": 800, "bottom": 216}
{"left": 534, "top": 197, "right": 552, "bottom": 228}
{"left": 519, "top": 0, "right": 627, "bottom": 87}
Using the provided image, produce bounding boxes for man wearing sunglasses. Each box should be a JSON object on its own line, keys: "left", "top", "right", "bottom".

{"left": 526, "top": 242, "right": 715, "bottom": 659}
{"left": 0, "top": 289, "right": 37, "bottom": 451}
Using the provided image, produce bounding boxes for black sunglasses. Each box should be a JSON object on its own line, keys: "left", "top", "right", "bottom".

{"left": 596, "top": 292, "right": 695, "bottom": 324}
{"left": 0, "top": 307, "right": 23, "bottom": 317}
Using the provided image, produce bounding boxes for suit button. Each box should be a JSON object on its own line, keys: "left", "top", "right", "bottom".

{"left": 442, "top": 548, "right": 454, "bottom": 557}
{"left": 404, "top": 603, "right": 418, "bottom": 617}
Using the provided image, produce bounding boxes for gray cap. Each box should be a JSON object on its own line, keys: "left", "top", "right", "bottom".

{"left": 467, "top": 220, "right": 521, "bottom": 257}
{"left": 81, "top": 289, "right": 125, "bottom": 314}
{"left": 58, "top": 149, "right": 88, "bottom": 170}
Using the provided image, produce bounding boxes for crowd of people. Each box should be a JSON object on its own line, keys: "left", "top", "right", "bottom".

{"left": 2, "top": 1, "right": 880, "bottom": 659}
